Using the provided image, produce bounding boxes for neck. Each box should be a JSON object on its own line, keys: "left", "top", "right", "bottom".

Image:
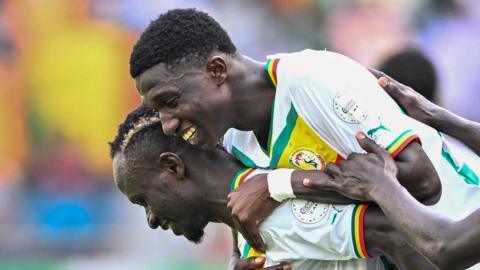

{"left": 228, "top": 54, "right": 275, "bottom": 135}
{"left": 183, "top": 149, "right": 244, "bottom": 228}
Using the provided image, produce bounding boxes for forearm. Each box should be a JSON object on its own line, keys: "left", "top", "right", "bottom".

{"left": 370, "top": 178, "right": 455, "bottom": 268}
{"left": 431, "top": 108, "right": 480, "bottom": 156}
{"left": 291, "top": 170, "right": 359, "bottom": 204}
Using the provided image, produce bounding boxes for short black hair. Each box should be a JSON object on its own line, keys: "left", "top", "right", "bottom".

{"left": 379, "top": 48, "right": 438, "bottom": 102}
{"left": 130, "top": 8, "right": 237, "bottom": 78}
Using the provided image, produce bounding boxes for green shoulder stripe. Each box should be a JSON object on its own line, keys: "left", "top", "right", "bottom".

{"left": 232, "top": 146, "right": 258, "bottom": 168}
{"left": 269, "top": 105, "right": 298, "bottom": 169}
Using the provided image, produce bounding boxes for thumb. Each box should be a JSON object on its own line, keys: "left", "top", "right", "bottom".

{"left": 236, "top": 256, "right": 265, "bottom": 270}
{"left": 356, "top": 132, "right": 387, "bottom": 156}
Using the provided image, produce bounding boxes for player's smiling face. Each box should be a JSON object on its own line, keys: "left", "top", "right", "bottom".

{"left": 135, "top": 62, "right": 233, "bottom": 150}
{"left": 113, "top": 153, "right": 209, "bottom": 243}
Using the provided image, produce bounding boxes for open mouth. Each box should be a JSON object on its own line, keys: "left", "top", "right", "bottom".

{"left": 181, "top": 126, "right": 197, "bottom": 144}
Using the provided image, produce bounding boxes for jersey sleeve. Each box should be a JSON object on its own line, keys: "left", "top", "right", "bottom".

{"left": 284, "top": 50, "right": 419, "bottom": 158}
{"left": 259, "top": 201, "right": 369, "bottom": 262}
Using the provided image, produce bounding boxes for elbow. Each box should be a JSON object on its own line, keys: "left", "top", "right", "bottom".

{"left": 429, "top": 240, "right": 459, "bottom": 270}
{"left": 396, "top": 141, "right": 442, "bottom": 205}
{"left": 419, "top": 227, "right": 452, "bottom": 270}
{"left": 411, "top": 162, "right": 442, "bottom": 205}
{"left": 417, "top": 179, "right": 442, "bottom": 205}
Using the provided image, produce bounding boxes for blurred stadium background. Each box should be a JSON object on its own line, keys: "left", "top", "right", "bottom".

{"left": 0, "top": 0, "right": 479, "bottom": 269}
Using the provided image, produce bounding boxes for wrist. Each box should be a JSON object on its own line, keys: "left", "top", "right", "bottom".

{"left": 426, "top": 107, "right": 448, "bottom": 130}
{"left": 368, "top": 176, "right": 402, "bottom": 201}
{"left": 267, "top": 169, "right": 296, "bottom": 202}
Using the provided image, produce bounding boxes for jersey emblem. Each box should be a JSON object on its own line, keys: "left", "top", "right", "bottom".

{"left": 291, "top": 199, "right": 330, "bottom": 224}
{"left": 288, "top": 148, "right": 326, "bottom": 170}
{"left": 367, "top": 117, "right": 391, "bottom": 137}
{"left": 333, "top": 92, "right": 368, "bottom": 124}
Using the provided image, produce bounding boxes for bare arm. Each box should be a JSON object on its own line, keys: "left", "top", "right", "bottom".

{"left": 290, "top": 170, "right": 357, "bottom": 204}
{"left": 305, "top": 132, "right": 480, "bottom": 269}
{"left": 369, "top": 177, "right": 480, "bottom": 270}
{"left": 370, "top": 68, "right": 480, "bottom": 156}
{"left": 227, "top": 171, "right": 356, "bottom": 252}
{"left": 291, "top": 140, "right": 442, "bottom": 205}
{"left": 429, "top": 109, "right": 480, "bottom": 156}
{"left": 228, "top": 139, "right": 441, "bottom": 251}
{"left": 392, "top": 141, "right": 441, "bottom": 204}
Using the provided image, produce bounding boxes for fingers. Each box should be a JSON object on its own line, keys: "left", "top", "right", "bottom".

{"left": 355, "top": 132, "right": 388, "bottom": 156}
{"left": 325, "top": 162, "right": 342, "bottom": 178}
{"left": 234, "top": 256, "right": 265, "bottom": 270}
{"left": 302, "top": 163, "right": 342, "bottom": 191}
{"left": 302, "top": 173, "right": 339, "bottom": 191}
{"left": 368, "top": 68, "right": 385, "bottom": 79}
{"left": 378, "top": 76, "right": 406, "bottom": 103}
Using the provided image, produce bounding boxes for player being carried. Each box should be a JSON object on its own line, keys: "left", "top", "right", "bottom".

{"left": 110, "top": 105, "right": 436, "bottom": 269}
{"left": 129, "top": 8, "right": 480, "bottom": 268}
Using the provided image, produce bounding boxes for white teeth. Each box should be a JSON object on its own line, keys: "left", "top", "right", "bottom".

{"left": 181, "top": 126, "right": 197, "bottom": 141}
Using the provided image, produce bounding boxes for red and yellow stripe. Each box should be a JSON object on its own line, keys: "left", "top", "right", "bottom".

{"left": 351, "top": 204, "right": 371, "bottom": 259}
{"left": 386, "top": 130, "right": 420, "bottom": 158}
{"left": 265, "top": 58, "right": 280, "bottom": 88}
{"left": 230, "top": 168, "right": 256, "bottom": 192}
{"left": 231, "top": 170, "right": 264, "bottom": 260}
{"left": 334, "top": 155, "right": 344, "bottom": 164}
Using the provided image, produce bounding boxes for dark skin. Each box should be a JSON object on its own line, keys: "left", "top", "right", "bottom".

{"left": 136, "top": 53, "right": 442, "bottom": 252}
{"left": 136, "top": 54, "right": 274, "bottom": 149}
{"left": 230, "top": 229, "right": 292, "bottom": 270}
{"left": 370, "top": 69, "right": 480, "bottom": 156}
{"left": 302, "top": 76, "right": 480, "bottom": 270}
{"left": 113, "top": 137, "right": 436, "bottom": 270}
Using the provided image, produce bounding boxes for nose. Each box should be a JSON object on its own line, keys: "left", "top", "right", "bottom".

{"left": 147, "top": 210, "right": 159, "bottom": 229}
{"left": 159, "top": 111, "right": 180, "bottom": 136}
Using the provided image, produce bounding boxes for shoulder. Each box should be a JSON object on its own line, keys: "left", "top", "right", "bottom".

{"left": 278, "top": 50, "right": 366, "bottom": 90}
{"left": 222, "top": 128, "right": 236, "bottom": 154}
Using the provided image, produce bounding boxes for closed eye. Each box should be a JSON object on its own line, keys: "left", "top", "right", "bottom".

{"left": 165, "top": 96, "right": 179, "bottom": 108}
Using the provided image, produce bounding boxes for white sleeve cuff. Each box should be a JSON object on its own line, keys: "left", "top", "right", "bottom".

{"left": 267, "top": 169, "right": 296, "bottom": 202}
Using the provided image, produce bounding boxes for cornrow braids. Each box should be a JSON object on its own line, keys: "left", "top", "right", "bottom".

{"left": 109, "top": 104, "right": 160, "bottom": 159}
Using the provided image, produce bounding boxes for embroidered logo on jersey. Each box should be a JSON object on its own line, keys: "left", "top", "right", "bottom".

{"left": 288, "top": 148, "right": 326, "bottom": 170}
{"left": 367, "top": 117, "right": 391, "bottom": 137}
{"left": 291, "top": 199, "right": 330, "bottom": 224}
{"left": 333, "top": 92, "right": 368, "bottom": 124}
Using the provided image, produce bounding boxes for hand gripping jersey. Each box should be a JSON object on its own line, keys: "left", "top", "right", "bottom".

{"left": 231, "top": 168, "right": 387, "bottom": 270}
{"left": 223, "top": 49, "right": 480, "bottom": 221}
{"left": 224, "top": 49, "right": 480, "bottom": 269}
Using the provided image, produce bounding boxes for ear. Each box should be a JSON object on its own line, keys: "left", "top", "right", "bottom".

{"left": 206, "top": 56, "right": 227, "bottom": 85}
{"left": 158, "top": 152, "right": 185, "bottom": 179}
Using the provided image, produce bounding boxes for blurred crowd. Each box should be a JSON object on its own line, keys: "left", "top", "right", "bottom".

{"left": 0, "top": 0, "right": 479, "bottom": 269}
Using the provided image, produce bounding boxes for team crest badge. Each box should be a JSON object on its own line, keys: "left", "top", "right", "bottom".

{"left": 289, "top": 148, "right": 325, "bottom": 170}
{"left": 333, "top": 92, "right": 368, "bottom": 124}
{"left": 291, "top": 199, "right": 330, "bottom": 224}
